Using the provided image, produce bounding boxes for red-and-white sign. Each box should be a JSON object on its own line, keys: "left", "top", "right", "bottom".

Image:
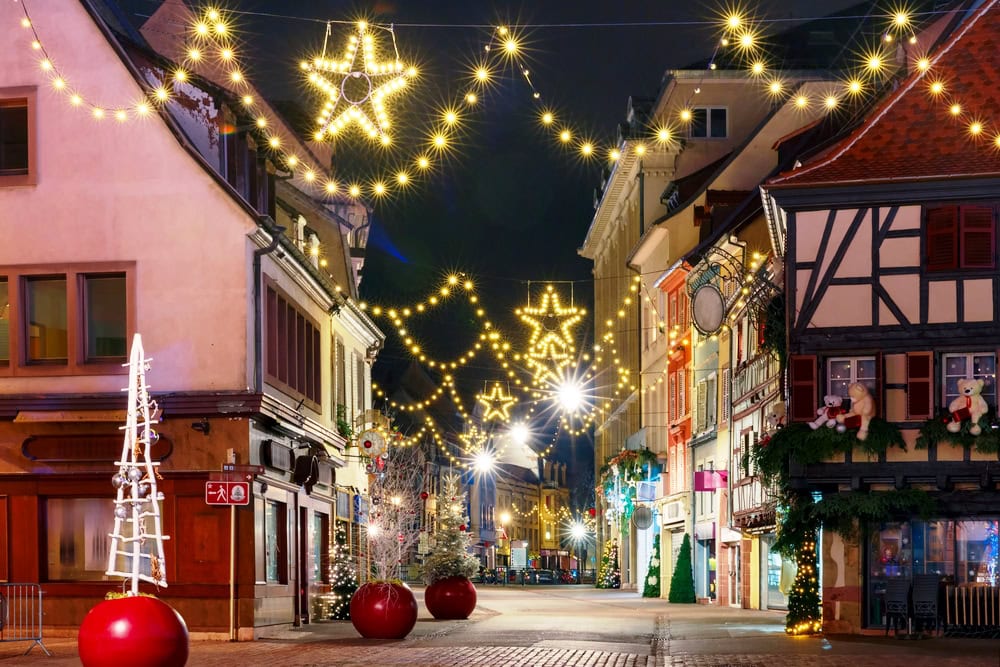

{"left": 205, "top": 481, "right": 250, "bottom": 506}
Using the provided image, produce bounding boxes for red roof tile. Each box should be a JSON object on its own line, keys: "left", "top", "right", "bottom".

{"left": 768, "top": 1, "right": 1000, "bottom": 188}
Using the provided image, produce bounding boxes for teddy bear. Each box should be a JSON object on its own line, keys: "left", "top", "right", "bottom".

{"left": 759, "top": 401, "right": 786, "bottom": 447}
{"left": 947, "top": 378, "right": 989, "bottom": 435}
{"left": 809, "top": 395, "right": 844, "bottom": 430}
{"left": 836, "top": 382, "right": 876, "bottom": 441}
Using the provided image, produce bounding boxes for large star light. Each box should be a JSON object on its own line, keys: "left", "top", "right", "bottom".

{"left": 302, "top": 21, "right": 414, "bottom": 144}
{"left": 517, "top": 285, "right": 585, "bottom": 381}
{"left": 478, "top": 382, "right": 516, "bottom": 422}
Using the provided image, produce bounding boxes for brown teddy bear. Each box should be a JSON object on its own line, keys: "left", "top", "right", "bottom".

{"left": 836, "top": 383, "right": 876, "bottom": 441}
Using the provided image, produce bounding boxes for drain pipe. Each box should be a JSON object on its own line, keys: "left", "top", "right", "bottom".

{"left": 234, "top": 222, "right": 284, "bottom": 643}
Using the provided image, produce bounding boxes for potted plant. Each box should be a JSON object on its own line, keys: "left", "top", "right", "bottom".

{"left": 350, "top": 446, "right": 423, "bottom": 639}
{"left": 422, "top": 473, "right": 479, "bottom": 620}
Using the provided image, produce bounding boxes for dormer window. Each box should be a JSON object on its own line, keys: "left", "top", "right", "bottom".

{"left": 689, "top": 107, "right": 728, "bottom": 139}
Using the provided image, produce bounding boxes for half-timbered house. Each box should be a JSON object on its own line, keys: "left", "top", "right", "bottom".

{"left": 762, "top": 2, "right": 1000, "bottom": 633}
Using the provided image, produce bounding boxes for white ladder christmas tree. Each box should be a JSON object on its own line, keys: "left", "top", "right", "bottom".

{"left": 106, "top": 333, "right": 169, "bottom": 594}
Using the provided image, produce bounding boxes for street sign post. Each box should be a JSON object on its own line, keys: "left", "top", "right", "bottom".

{"left": 205, "top": 481, "right": 250, "bottom": 506}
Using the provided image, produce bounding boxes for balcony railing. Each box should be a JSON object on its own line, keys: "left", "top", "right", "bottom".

{"left": 731, "top": 474, "right": 777, "bottom": 530}
{"left": 732, "top": 352, "right": 780, "bottom": 404}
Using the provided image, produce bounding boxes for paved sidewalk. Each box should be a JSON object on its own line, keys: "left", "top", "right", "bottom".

{"left": 2, "top": 588, "right": 1000, "bottom": 666}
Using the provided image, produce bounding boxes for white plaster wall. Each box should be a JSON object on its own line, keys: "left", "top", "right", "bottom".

{"left": 0, "top": 1, "right": 254, "bottom": 392}
{"left": 964, "top": 279, "right": 994, "bottom": 322}
{"left": 811, "top": 285, "right": 872, "bottom": 328}
{"left": 880, "top": 275, "right": 920, "bottom": 324}
{"left": 927, "top": 281, "right": 957, "bottom": 323}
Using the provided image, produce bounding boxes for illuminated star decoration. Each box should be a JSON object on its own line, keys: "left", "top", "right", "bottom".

{"left": 516, "top": 285, "right": 585, "bottom": 383}
{"left": 302, "top": 20, "right": 414, "bottom": 144}
{"left": 458, "top": 424, "right": 489, "bottom": 455}
{"left": 478, "top": 382, "right": 516, "bottom": 422}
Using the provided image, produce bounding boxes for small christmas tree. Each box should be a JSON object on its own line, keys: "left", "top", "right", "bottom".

{"left": 642, "top": 533, "right": 661, "bottom": 598}
{"left": 785, "top": 532, "right": 822, "bottom": 635}
{"left": 423, "top": 473, "right": 479, "bottom": 584}
{"left": 668, "top": 533, "right": 696, "bottom": 603}
{"left": 595, "top": 538, "right": 621, "bottom": 589}
{"left": 323, "top": 525, "right": 357, "bottom": 620}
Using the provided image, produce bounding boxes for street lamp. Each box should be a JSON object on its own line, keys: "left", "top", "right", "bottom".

{"left": 569, "top": 521, "right": 589, "bottom": 584}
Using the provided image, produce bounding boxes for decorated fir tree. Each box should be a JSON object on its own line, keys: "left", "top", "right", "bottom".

{"left": 423, "top": 473, "right": 479, "bottom": 584}
{"left": 324, "top": 525, "right": 357, "bottom": 620}
{"left": 786, "top": 532, "right": 822, "bottom": 635}
{"left": 642, "top": 533, "right": 661, "bottom": 598}
{"left": 668, "top": 533, "right": 696, "bottom": 603}
{"left": 595, "top": 538, "right": 621, "bottom": 589}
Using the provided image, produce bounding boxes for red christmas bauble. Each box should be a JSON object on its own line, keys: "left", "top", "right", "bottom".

{"left": 78, "top": 596, "right": 189, "bottom": 667}
{"left": 588, "top": 507, "right": 596, "bottom": 518}
{"left": 363, "top": 440, "right": 373, "bottom": 449}
{"left": 459, "top": 524, "right": 467, "bottom": 532}
{"left": 350, "top": 582, "right": 418, "bottom": 639}
{"left": 425, "top": 576, "right": 477, "bottom": 620}
{"left": 420, "top": 492, "right": 429, "bottom": 500}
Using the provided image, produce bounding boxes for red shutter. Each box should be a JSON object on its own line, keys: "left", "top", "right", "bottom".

{"left": 925, "top": 206, "right": 958, "bottom": 271}
{"left": 906, "top": 352, "right": 934, "bottom": 420}
{"left": 960, "top": 206, "right": 995, "bottom": 269}
{"left": 789, "top": 354, "right": 818, "bottom": 422}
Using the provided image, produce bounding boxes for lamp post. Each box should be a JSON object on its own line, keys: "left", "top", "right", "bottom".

{"left": 570, "top": 522, "right": 587, "bottom": 584}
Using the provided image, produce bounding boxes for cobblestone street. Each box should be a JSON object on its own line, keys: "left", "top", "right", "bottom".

{"left": 3, "top": 587, "right": 999, "bottom": 666}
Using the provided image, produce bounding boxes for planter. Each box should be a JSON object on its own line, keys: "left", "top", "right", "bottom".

{"left": 425, "top": 576, "right": 477, "bottom": 620}
{"left": 78, "top": 596, "right": 188, "bottom": 667}
{"left": 349, "top": 582, "right": 418, "bottom": 639}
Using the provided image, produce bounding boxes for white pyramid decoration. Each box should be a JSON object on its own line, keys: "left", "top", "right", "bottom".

{"left": 106, "top": 333, "right": 169, "bottom": 593}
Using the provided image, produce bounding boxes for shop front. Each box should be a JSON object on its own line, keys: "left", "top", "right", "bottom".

{"left": 866, "top": 518, "right": 1000, "bottom": 633}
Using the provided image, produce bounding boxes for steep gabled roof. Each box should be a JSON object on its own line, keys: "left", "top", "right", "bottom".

{"left": 768, "top": 1, "right": 1000, "bottom": 189}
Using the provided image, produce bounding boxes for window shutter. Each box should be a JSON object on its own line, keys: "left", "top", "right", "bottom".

{"left": 721, "top": 367, "right": 731, "bottom": 423}
{"left": 906, "top": 351, "right": 934, "bottom": 420}
{"left": 960, "top": 206, "right": 995, "bottom": 269}
{"left": 789, "top": 355, "right": 818, "bottom": 422}
{"left": 669, "top": 373, "right": 677, "bottom": 422}
{"left": 696, "top": 380, "right": 707, "bottom": 432}
{"left": 925, "top": 206, "right": 958, "bottom": 271}
{"left": 679, "top": 368, "right": 687, "bottom": 416}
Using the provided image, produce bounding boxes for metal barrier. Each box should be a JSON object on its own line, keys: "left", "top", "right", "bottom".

{"left": 0, "top": 583, "right": 50, "bottom": 656}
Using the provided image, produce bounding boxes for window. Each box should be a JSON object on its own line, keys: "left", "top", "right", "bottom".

{"left": 0, "top": 277, "right": 9, "bottom": 366}
{"left": 827, "top": 357, "right": 876, "bottom": 407}
{"left": 312, "top": 512, "right": 329, "bottom": 583}
{"left": 84, "top": 274, "right": 127, "bottom": 360}
{"left": 265, "top": 499, "right": 287, "bottom": 584}
{"left": 0, "top": 88, "right": 36, "bottom": 186}
{"left": 265, "top": 283, "right": 321, "bottom": 407}
{"left": 25, "top": 276, "right": 67, "bottom": 363}
{"left": 942, "top": 352, "right": 996, "bottom": 409}
{"left": 355, "top": 352, "right": 365, "bottom": 420}
{"left": 46, "top": 498, "right": 114, "bottom": 581}
{"left": 0, "top": 99, "right": 28, "bottom": 175}
{"left": 925, "top": 205, "right": 996, "bottom": 271}
{"left": 689, "top": 107, "right": 727, "bottom": 138}
{"left": 334, "top": 338, "right": 347, "bottom": 419}
{"left": 0, "top": 265, "right": 132, "bottom": 375}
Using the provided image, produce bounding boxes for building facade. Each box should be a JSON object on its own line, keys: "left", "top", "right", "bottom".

{"left": 0, "top": 0, "right": 381, "bottom": 637}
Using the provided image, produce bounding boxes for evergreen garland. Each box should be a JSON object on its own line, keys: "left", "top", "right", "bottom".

{"left": 595, "top": 539, "right": 621, "bottom": 589}
{"left": 786, "top": 533, "right": 821, "bottom": 635}
{"left": 642, "top": 533, "right": 661, "bottom": 598}
{"left": 667, "top": 533, "right": 696, "bottom": 603}
{"left": 759, "top": 294, "right": 786, "bottom": 369}
{"left": 915, "top": 409, "right": 1000, "bottom": 454}
{"left": 323, "top": 525, "right": 357, "bottom": 620}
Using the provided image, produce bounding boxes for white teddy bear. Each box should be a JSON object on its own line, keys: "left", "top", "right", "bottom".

{"left": 809, "top": 394, "right": 844, "bottom": 430}
{"left": 836, "top": 383, "right": 876, "bottom": 441}
{"left": 947, "top": 378, "right": 989, "bottom": 435}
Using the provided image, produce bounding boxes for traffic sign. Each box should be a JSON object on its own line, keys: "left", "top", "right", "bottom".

{"left": 205, "top": 481, "right": 250, "bottom": 506}
{"left": 222, "top": 464, "right": 264, "bottom": 474}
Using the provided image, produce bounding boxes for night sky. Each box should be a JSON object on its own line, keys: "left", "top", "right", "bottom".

{"left": 125, "top": 0, "right": 865, "bottom": 470}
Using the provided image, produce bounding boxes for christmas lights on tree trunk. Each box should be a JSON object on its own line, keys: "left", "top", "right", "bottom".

{"left": 322, "top": 525, "right": 358, "bottom": 620}
{"left": 595, "top": 538, "right": 621, "bottom": 589}
{"left": 786, "top": 532, "right": 822, "bottom": 635}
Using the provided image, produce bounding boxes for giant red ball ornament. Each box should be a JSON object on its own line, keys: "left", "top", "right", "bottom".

{"left": 424, "top": 576, "right": 477, "bottom": 620}
{"left": 350, "top": 582, "right": 418, "bottom": 639}
{"left": 78, "top": 596, "right": 189, "bottom": 667}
